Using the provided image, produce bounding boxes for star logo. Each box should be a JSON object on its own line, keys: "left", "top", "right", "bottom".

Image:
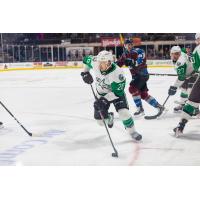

{"left": 97, "top": 79, "right": 110, "bottom": 90}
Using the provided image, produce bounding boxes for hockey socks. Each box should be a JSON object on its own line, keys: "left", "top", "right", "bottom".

{"left": 145, "top": 96, "right": 159, "bottom": 108}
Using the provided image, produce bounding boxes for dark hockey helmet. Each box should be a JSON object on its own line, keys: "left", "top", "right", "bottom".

{"left": 124, "top": 39, "right": 133, "bottom": 51}
{"left": 124, "top": 39, "right": 133, "bottom": 44}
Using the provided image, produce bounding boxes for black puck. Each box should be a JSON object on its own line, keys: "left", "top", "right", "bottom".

{"left": 112, "top": 152, "right": 118, "bottom": 157}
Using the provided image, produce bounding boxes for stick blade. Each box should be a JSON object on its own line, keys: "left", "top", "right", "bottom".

{"left": 31, "top": 132, "right": 45, "bottom": 137}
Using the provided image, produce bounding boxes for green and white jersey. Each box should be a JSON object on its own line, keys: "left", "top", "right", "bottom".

{"left": 83, "top": 55, "right": 126, "bottom": 101}
{"left": 173, "top": 52, "right": 194, "bottom": 87}
{"left": 192, "top": 44, "right": 200, "bottom": 72}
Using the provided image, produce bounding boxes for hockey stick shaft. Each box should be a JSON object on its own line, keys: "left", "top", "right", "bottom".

{"left": 163, "top": 95, "right": 170, "bottom": 107}
{"left": 90, "top": 84, "right": 118, "bottom": 155}
{"left": 0, "top": 101, "right": 32, "bottom": 136}
{"left": 149, "top": 73, "right": 177, "bottom": 77}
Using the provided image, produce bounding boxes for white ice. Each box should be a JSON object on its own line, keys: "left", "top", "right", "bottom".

{"left": 0, "top": 68, "right": 200, "bottom": 166}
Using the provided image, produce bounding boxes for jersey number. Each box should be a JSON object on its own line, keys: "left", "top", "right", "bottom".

{"left": 117, "top": 82, "right": 125, "bottom": 91}
{"left": 177, "top": 67, "right": 185, "bottom": 75}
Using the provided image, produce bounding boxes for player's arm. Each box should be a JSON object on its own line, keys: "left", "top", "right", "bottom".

{"left": 103, "top": 79, "right": 126, "bottom": 101}
{"left": 135, "top": 49, "right": 146, "bottom": 69}
{"left": 83, "top": 55, "right": 94, "bottom": 71}
{"left": 104, "top": 66, "right": 126, "bottom": 101}
{"left": 174, "top": 64, "right": 187, "bottom": 87}
{"left": 168, "top": 63, "right": 186, "bottom": 96}
{"left": 127, "top": 49, "right": 146, "bottom": 75}
{"left": 81, "top": 55, "right": 94, "bottom": 84}
{"left": 192, "top": 47, "right": 200, "bottom": 71}
{"left": 115, "top": 53, "right": 126, "bottom": 67}
{"left": 110, "top": 79, "right": 126, "bottom": 96}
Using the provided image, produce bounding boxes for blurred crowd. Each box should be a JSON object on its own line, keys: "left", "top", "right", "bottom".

{"left": 1, "top": 33, "right": 195, "bottom": 45}
{"left": 0, "top": 33, "right": 196, "bottom": 62}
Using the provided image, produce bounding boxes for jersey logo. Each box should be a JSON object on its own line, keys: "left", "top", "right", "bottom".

{"left": 96, "top": 78, "right": 110, "bottom": 90}
{"left": 119, "top": 74, "right": 125, "bottom": 81}
{"left": 176, "top": 62, "right": 182, "bottom": 66}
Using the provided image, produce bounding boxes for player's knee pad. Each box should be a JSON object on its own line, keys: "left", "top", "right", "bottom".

{"left": 113, "top": 95, "right": 129, "bottom": 112}
{"left": 96, "top": 120, "right": 104, "bottom": 126}
{"left": 118, "top": 108, "right": 132, "bottom": 121}
{"left": 140, "top": 91, "right": 149, "bottom": 100}
{"left": 129, "top": 85, "right": 140, "bottom": 96}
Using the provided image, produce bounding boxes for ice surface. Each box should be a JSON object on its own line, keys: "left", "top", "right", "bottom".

{"left": 0, "top": 68, "right": 199, "bottom": 166}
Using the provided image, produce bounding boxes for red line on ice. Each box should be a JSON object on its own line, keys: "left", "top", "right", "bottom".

{"left": 128, "top": 143, "right": 140, "bottom": 166}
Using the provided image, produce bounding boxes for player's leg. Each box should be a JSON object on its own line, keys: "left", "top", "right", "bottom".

{"left": 174, "top": 75, "right": 199, "bottom": 114}
{"left": 140, "top": 86, "right": 164, "bottom": 116}
{"left": 188, "top": 74, "right": 200, "bottom": 115}
{"left": 174, "top": 79, "right": 189, "bottom": 113}
{"left": 129, "top": 77, "right": 144, "bottom": 116}
{"left": 174, "top": 74, "right": 200, "bottom": 135}
{"left": 94, "top": 101, "right": 113, "bottom": 128}
{"left": 112, "top": 95, "right": 142, "bottom": 141}
{"left": 134, "top": 75, "right": 164, "bottom": 112}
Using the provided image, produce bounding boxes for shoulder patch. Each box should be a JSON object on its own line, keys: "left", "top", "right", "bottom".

{"left": 119, "top": 74, "right": 125, "bottom": 81}
{"left": 176, "top": 62, "right": 182, "bottom": 67}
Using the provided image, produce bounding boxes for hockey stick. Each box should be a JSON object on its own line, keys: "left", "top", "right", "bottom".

{"left": 149, "top": 73, "right": 177, "bottom": 77}
{"left": 90, "top": 84, "right": 118, "bottom": 158}
{"left": 0, "top": 101, "right": 32, "bottom": 136}
{"left": 144, "top": 95, "right": 170, "bottom": 120}
{"left": 162, "top": 95, "right": 170, "bottom": 107}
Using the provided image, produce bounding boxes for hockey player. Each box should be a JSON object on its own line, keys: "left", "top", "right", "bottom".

{"left": 182, "top": 45, "right": 192, "bottom": 57}
{"left": 168, "top": 46, "right": 198, "bottom": 113}
{"left": 0, "top": 122, "right": 3, "bottom": 128}
{"left": 81, "top": 50, "right": 142, "bottom": 141}
{"left": 173, "top": 33, "right": 200, "bottom": 136}
{"left": 116, "top": 39, "right": 164, "bottom": 119}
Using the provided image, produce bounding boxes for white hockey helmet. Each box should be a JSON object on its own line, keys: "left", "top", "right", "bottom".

{"left": 97, "top": 50, "right": 114, "bottom": 62}
{"left": 195, "top": 33, "right": 200, "bottom": 40}
{"left": 170, "top": 46, "right": 181, "bottom": 54}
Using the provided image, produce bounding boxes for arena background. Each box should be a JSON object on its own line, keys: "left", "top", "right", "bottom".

{"left": 0, "top": 33, "right": 195, "bottom": 71}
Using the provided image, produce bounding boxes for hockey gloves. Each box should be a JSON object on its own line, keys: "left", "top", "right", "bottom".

{"left": 81, "top": 71, "right": 93, "bottom": 84}
{"left": 94, "top": 97, "right": 110, "bottom": 112}
{"left": 168, "top": 86, "right": 177, "bottom": 96}
{"left": 124, "top": 58, "right": 135, "bottom": 68}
